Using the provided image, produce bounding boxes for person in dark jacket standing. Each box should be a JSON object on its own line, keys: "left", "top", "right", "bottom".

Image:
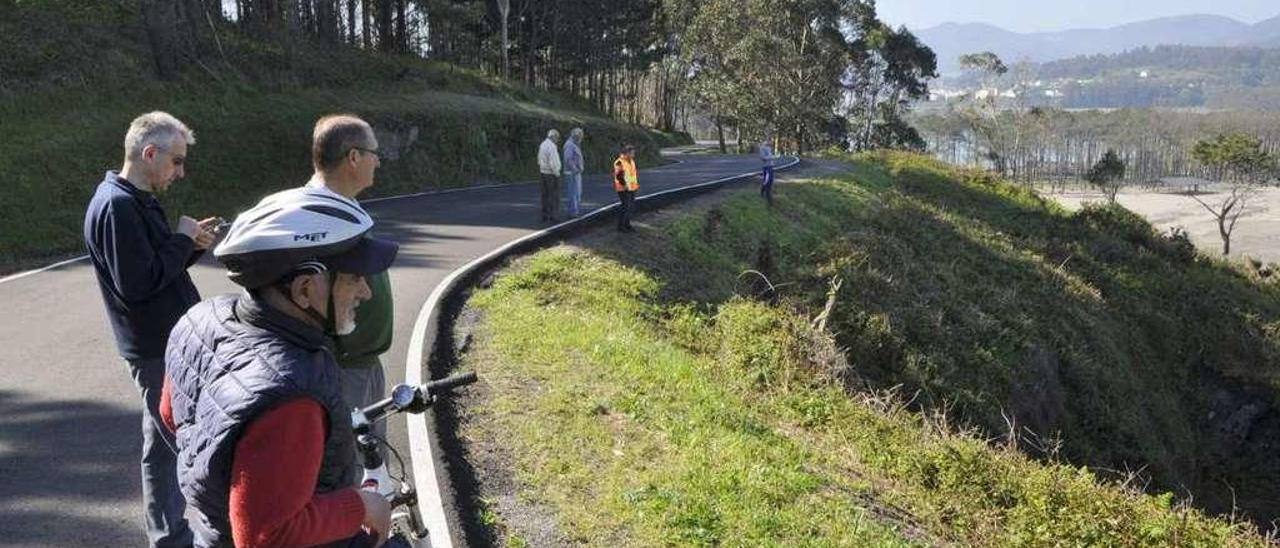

{"left": 82, "top": 111, "right": 217, "bottom": 548}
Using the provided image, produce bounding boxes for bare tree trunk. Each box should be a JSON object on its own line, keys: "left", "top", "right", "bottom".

{"left": 375, "top": 0, "right": 392, "bottom": 51}
{"left": 141, "top": 0, "right": 179, "bottom": 80}
{"left": 347, "top": 0, "right": 356, "bottom": 45}
{"left": 362, "top": 0, "right": 371, "bottom": 48}
{"left": 394, "top": 0, "right": 406, "bottom": 53}
{"left": 1220, "top": 215, "right": 1232, "bottom": 255}
{"left": 283, "top": 0, "right": 301, "bottom": 66}
{"left": 497, "top": 0, "right": 510, "bottom": 80}
{"left": 715, "top": 117, "right": 726, "bottom": 154}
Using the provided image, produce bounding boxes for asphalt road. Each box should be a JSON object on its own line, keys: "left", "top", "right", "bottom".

{"left": 0, "top": 153, "right": 774, "bottom": 547}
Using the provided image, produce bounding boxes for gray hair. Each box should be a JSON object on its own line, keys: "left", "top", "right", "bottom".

{"left": 124, "top": 111, "right": 195, "bottom": 161}
{"left": 547, "top": 129, "right": 561, "bottom": 139}
{"left": 570, "top": 127, "right": 584, "bottom": 140}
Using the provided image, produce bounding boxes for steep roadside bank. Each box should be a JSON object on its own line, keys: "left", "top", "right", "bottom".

{"left": 442, "top": 154, "right": 1273, "bottom": 545}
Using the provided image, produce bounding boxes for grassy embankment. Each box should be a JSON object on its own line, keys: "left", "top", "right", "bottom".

{"left": 455, "top": 151, "right": 1279, "bottom": 545}
{"left": 0, "top": 5, "right": 687, "bottom": 270}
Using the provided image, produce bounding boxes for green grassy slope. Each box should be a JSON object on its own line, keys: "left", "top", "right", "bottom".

{"left": 454, "top": 153, "right": 1278, "bottom": 545}
{"left": 668, "top": 151, "right": 1280, "bottom": 521}
{"left": 0, "top": 5, "right": 688, "bottom": 269}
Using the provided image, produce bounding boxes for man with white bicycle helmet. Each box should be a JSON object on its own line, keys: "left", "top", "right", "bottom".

{"left": 160, "top": 186, "right": 397, "bottom": 547}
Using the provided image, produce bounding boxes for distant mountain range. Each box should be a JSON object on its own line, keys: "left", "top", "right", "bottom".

{"left": 917, "top": 14, "right": 1280, "bottom": 74}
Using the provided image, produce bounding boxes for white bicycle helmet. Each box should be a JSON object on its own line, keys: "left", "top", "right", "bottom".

{"left": 215, "top": 187, "right": 397, "bottom": 289}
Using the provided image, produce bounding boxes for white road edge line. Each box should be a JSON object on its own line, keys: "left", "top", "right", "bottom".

{"left": 403, "top": 155, "right": 799, "bottom": 547}
{"left": 0, "top": 157, "right": 693, "bottom": 285}
{"left": 0, "top": 255, "right": 90, "bottom": 285}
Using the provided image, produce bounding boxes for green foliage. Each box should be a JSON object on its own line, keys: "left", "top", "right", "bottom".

{"left": 952, "top": 51, "right": 1022, "bottom": 176}
{"left": 0, "top": 8, "right": 689, "bottom": 269}
{"left": 844, "top": 14, "right": 938, "bottom": 151}
{"left": 460, "top": 162, "right": 1271, "bottom": 542}
{"left": 1030, "top": 45, "right": 1280, "bottom": 110}
{"left": 810, "top": 153, "right": 1280, "bottom": 522}
{"left": 1191, "top": 133, "right": 1276, "bottom": 183}
{"left": 10, "top": 0, "right": 132, "bottom": 23}
{"left": 1086, "top": 149, "right": 1126, "bottom": 184}
{"left": 959, "top": 51, "right": 1009, "bottom": 76}
{"left": 676, "top": 0, "right": 933, "bottom": 153}
{"left": 1086, "top": 149, "right": 1127, "bottom": 201}
{"left": 564, "top": 149, "right": 1280, "bottom": 523}
{"left": 912, "top": 107, "right": 1280, "bottom": 187}
{"left": 1184, "top": 133, "right": 1275, "bottom": 255}
{"left": 469, "top": 249, "right": 912, "bottom": 546}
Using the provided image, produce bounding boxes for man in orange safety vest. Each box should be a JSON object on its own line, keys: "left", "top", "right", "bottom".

{"left": 612, "top": 144, "right": 639, "bottom": 232}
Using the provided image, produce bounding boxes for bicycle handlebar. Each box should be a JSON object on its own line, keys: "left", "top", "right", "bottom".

{"left": 349, "top": 371, "right": 478, "bottom": 540}
{"left": 357, "top": 372, "right": 479, "bottom": 425}
{"left": 422, "top": 371, "right": 478, "bottom": 397}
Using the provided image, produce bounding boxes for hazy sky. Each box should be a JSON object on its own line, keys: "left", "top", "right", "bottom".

{"left": 877, "top": 0, "right": 1278, "bottom": 33}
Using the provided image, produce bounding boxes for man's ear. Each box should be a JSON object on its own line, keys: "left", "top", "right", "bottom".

{"left": 289, "top": 275, "right": 315, "bottom": 309}
{"left": 142, "top": 143, "right": 158, "bottom": 162}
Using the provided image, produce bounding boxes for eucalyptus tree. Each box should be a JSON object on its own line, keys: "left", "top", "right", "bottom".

{"left": 843, "top": 10, "right": 937, "bottom": 151}
{"left": 956, "top": 51, "right": 1012, "bottom": 175}
{"left": 677, "top": 0, "right": 933, "bottom": 153}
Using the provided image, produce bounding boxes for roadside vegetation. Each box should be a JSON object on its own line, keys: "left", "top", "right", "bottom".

{"left": 454, "top": 151, "right": 1277, "bottom": 545}
{"left": 0, "top": 5, "right": 687, "bottom": 270}
{"left": 4, "top": 0, "right": 944, "bottom": 270}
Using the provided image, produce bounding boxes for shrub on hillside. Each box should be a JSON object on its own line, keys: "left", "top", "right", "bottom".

{"left": 658, "top": 150, "right": 1280, "bottom": 523}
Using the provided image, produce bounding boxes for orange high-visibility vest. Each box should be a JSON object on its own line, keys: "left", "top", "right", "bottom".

{"left": 613, "top": 156, "right": 639, "bottom": 192}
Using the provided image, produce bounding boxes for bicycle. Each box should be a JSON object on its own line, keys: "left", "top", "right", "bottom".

{"left": 350, "top": 371, "right": 478, "bottom": 548}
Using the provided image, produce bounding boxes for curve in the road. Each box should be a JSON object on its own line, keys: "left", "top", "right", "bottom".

{"left": 403, "top": 155, "right": 801, "bottom": 547}
{"left": 0, "top": 152, "right": 795, "bottom": 547}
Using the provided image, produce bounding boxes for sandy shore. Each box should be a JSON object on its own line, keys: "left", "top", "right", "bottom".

{"left": 1047, "top": 187, "right": 1280, "bottom": 264}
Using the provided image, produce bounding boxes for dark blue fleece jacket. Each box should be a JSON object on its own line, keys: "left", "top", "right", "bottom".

{"left": 83, "top": 170, "right": 202, "bottom": 360}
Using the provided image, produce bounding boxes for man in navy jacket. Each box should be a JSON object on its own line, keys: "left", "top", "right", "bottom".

{"left": 83, "top": 111, "right": 217, "bottom": 548}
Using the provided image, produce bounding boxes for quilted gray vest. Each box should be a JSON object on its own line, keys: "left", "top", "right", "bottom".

{"left": 166, "top": 294, "right": 355, "bottom": 547}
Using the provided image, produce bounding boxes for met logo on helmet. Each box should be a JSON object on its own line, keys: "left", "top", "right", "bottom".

{"left": 294, "top": 231, "right": 329, "bottom": 242}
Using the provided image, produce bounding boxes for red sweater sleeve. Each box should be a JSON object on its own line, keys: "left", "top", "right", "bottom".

{"left": 160, "top": 375, "right": 176, "bottom": 433}
{"left": 229, "top": 398, "right": 366, "bottom": 548}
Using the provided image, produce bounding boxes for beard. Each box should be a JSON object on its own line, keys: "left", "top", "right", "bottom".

{"left": 336, "top": 316, "right": 358, "bottom": 336}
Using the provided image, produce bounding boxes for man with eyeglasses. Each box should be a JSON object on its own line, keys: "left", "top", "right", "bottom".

{"left": 302, "top": 114, "right": 398, "bottom": 486}
{"left": 83, "top": 111, "right": 220, "bottom": 547}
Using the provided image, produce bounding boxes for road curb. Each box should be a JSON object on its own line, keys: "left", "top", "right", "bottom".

{"left": 403, "top": 155, "right": 802, "bottom": 546}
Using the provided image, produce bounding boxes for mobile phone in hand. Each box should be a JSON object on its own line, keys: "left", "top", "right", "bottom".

{"left": 211, "top": 217, "right": 231, "bottom": 236}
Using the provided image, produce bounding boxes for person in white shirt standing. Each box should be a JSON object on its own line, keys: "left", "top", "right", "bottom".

{"left": 537, "top": 129, "right": 563, "bottom": 223}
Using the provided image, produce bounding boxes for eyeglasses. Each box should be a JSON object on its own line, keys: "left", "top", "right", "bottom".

{"left": 351, "top": 147, "right": 382, "bottom": 160}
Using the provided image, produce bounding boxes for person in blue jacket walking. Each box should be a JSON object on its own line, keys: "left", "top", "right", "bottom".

{"left": 563, "top": 127, "right": 586, "bottom": 217}
{"left": 759, "top": 137, "right": 778, "bottom": 206}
